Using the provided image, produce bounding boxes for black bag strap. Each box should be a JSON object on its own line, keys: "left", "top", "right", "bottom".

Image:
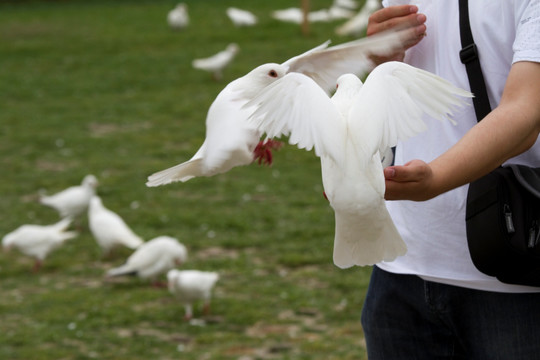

{"left": 458, "top": 0, "right": 492, "bottom": 122}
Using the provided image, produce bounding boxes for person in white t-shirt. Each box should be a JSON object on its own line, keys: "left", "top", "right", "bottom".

{"left": 361, "top": 1, "right": 540, "bottom": 359}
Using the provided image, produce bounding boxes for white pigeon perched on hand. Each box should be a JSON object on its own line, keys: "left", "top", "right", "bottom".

{"left": 2, "top": 217, "right": 78, "bottom": 271}
{"left": 106, "top": 236, "right": 187, "bottom": 286}
{"left": 192, "top": 43, "right": 240, "bottom": 82}
{"left": 167, "top": 269, "right": 220, "bottom": 320}
{"left": 88, "top": 196, "right": 143, "bottom": 255}
{"left": 40, "top": 174, "right": 98, "bottom": 219}
{"left": 146, "top": 29, "right": 413, "bottom": 187}
{"left": 167, "top": 3, "right": 189, "bottom": 30}
{"left": 226, "top": 7, "right": 258, "bottom": 27}
{"left": 247, "top": 62, "right": 472, "bottom": 268}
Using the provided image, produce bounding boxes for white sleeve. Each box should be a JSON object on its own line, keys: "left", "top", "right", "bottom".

{"left": 513, "top": 0, "right": 540, "bottom": 64}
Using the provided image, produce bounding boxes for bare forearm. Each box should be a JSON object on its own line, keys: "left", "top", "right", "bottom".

{"left": 385, "top": 61, "right": 540, "bottom": 201}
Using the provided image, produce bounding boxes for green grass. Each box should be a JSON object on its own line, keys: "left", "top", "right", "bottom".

{"left": 0, "top": 1, "right": 372, "bottom": 359}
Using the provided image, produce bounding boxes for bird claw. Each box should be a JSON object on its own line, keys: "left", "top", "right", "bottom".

{"left": 253, "top": 139, "right": 283, "bottom": 166}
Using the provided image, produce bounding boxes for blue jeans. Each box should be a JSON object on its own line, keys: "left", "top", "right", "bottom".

{"left": 361, "top": 266, "right": 540, "bottom": 359}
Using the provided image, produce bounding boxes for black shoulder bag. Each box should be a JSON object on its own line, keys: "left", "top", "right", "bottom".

{"left": 460, "top": 0, "right": 540, "bottom": 286}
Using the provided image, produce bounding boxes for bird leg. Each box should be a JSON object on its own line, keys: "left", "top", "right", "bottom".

{"left": 32, "top": 259, "right": 42, "bottom": 273}
{"left": 184, "top": 305, "right": 193, "bottom": 321}
{"left": 253, "top": 139, "right": 283, "bottom": 165}
{"left": 151, "top": 280, "right": 168, "bottom": 288}
{"left": 202, "top": 301, "right": 211, "bottom": 316}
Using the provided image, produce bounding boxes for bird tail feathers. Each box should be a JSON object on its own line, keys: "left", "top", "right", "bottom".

{"left": 146, "top": 159, "right": 203, "bottom": 187}
{"left": 106, "top": 264, "right": 137, "bottom": 278}
{"left": 332, "top": 209, "right": 407, "bottom": 268}
{"left": 121, "top": 236, "right": 143, "bottom": 250}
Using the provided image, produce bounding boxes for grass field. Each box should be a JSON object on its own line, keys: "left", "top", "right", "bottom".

{"left": 0, "top": 1, "right": 373, "bottom": 359}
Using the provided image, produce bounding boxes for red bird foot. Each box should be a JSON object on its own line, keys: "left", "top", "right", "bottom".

{"left": 253, "top": 139, "right": 283, "bottom": 166}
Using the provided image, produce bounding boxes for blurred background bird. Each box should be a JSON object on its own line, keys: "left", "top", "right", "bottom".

{"left": 88, "top": 196, "right": 143, "bottom": 256}
{"left": 167, "top": 269, "right": 220, "bottom": 320}
{"left": 106, "top": 236, "right": 187, "bottom": 287}
{"left": 39, "top": 174, "right": 98, "bottom": 220}
{"left": 192, "top": 43, "right": 240, "bottom": 82}
{"left": 167, "top": 2, "right": 189, "bottom": 30}
{"left": 336, "top": 0, "right": 382, "bottom": 36}
{"left": 226, "top": 7, "right": 258, "bottom": 27}
{"left": 2, "top": 217, "right": 78, "bottom": 272}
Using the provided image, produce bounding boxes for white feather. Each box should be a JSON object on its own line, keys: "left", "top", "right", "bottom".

{"left": 167, "top": 269, "right": 220, "bottom": 319}
{"left": 88, "top": 196, "right": 143, "bottom": 254}
{"left": 192, "top": 43, "right": 240, "bottom": 81}
{"left": 2, "top": 217, "right": 77, "bottom": 265}
{"left": 147, "top": 30, "right": 409, "bottom": 187}
{"left": 106, "top": 236, "right": 187, "bottom": 280}
{"left": 226, "top": 7, "right": 258, "bottom": 27}
{"left": 167, "top": 3, "right": 189, "bottom": 30}
{"left": 247, "top": 62, "right": 472, "bottom": 268}
{"left": 40, "top": 174, "right": 98, "bottom": 218}
{"left": 336, "top": 0, "right": 382, "bottom": 36}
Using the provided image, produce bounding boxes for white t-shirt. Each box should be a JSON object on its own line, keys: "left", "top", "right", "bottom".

{"left": 379, "top": 0, "right": 540, "bottom": 292}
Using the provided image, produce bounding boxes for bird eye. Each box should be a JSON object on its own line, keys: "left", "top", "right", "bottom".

{"left": 336, "top": 84, "right": 339, "bottom": 89}
{"left": 268, "top": 70, "right": 278, "bottom": 78}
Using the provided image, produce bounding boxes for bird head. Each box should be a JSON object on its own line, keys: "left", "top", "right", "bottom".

{"left": 226, "top": 43, "right": 240, "bottom": 55}
{"left": 82, "top": 174, "right": 99, "bottom": 189}
{"left": 2, "top": 233, "right": 15, "bottom": 251}
{"left": 236, "top": 63, "right": 287, "bottom": 99}
{"left": 167, "top": 269, "right": 180, "bottom": 290}
{"left": 335, "top": 73, "right": 362, "bottom": 93}
{"left": 169, "top": 240, "right": 188, "bottom": 265}
{"left": 88, "top": 195, "right": 103, "bottom": 211}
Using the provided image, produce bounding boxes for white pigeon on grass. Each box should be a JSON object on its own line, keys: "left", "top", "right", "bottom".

{"left": 192, "top": 43, "right": 240, "bottom": 82}
{"left": 167, "top": 269, "right": 220, "bottom": 320}
{"left": 226, "top": 7, "right": 258, "bottom": 27}
{"left": 2, "top": 217, "right": 78, "bottom": 271}
{"left": 167, "top": 3, "right": 189, "bottom": 30}
{"left": 271, "top": 8, "right": 304, "bottom": 24}
{"left": 146, "top": 29, "right": 412, "bottom": 187}
{"left": 334, "top": 0, "right": 359, "bottom": 10}
{"left": 106, "top": 236, "right": 187, "bottom": 286}
{"left": 39, "top": 174, "right": 98, "bottom": 219}
{"left": 247, "top": 62, "right": 472, "bottom": 268}
{"left": 88, "top": 196, "right": 143, "bottom": 255}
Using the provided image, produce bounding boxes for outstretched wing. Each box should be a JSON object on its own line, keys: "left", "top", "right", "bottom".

{"left": 246, "top": 72, "right": 346, "bottom": 164}
{"left": 283, "top": 29, "right": 409, "bottom": 92}
{"left": 348, "top": 61, "right": 473, "bottom": 157}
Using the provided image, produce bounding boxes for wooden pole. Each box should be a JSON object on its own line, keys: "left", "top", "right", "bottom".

{"left": 301, "top": 0, "right": 310, "bottom": 36}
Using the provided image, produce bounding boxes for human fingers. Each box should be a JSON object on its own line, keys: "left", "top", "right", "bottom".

{"left": 367, "top": 5, "right": 426, "bottom": 36}
{"left": 367, "top": 6, "right": 426, "bottom": 64}
{"left": 383, "top": 160, "right": 436, "bottom": 201}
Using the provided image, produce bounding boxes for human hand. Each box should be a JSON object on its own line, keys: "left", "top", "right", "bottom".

{"left": 367, "top": 5, "right": 427, "bottom": 64}
{"left": 383, "top": 159, "right": 439, "bottom": 201}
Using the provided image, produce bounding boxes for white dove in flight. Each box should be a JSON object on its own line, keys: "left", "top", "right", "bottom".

{"left": 146, "top": 29, "right": 412, "bottom": 187}
{"left": 39, "top": 174, "right": 98, "bottom": 219}
{"left": 106, "top": 236, "right": 187, "bottom": 286}
{"left": 247, "top": 62, "right": 472, "bottom": 268}
{"left": 167, "top": 269, "right": 220, "bottom": 320}
{"left": 2, "top": 217, "right": 78, "bottom": 271}
{"left": 88, "top": 196, "right": 144, "bottom": 255}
